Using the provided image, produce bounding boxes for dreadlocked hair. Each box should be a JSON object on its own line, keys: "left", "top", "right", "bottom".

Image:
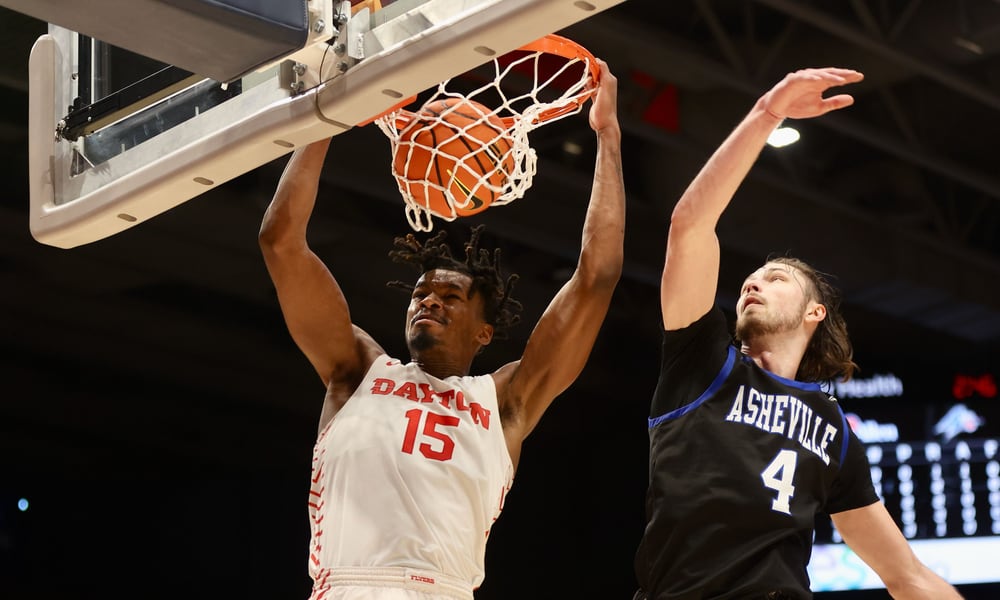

{"left": 769, "top": 256, "right": 858, "bottom": 383}
{"left": 387, "top": 224, "right": 522, "bottom": 339}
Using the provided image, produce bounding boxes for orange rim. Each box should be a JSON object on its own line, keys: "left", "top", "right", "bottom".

{"left": 516, "top": 34, "right": 600, "bottom": 124}
{"left": 389, "top": 33, "right": 599, "bottom": 130}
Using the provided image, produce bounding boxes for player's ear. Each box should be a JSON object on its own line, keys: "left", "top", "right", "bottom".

{"left": 476, "top": 323, "right": 494, "bottom": 347}
{"left": 805, "top": 301, "right": 827, "bottom": 324}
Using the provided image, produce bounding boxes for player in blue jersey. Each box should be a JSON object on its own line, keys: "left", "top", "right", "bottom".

{"left": 634, "top": 67, "right": 963, "bottom": 600}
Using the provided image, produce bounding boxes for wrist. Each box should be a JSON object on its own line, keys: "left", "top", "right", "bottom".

{"left": 594, "top": 122, "right": 622, "bottom": 142}
{"left": 754, "top": 96, "right": 785, "bottom": 123}
{"left": 759, "top": 108, "right": 785, "bottom": 126}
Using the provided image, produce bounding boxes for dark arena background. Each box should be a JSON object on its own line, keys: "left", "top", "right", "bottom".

{"left": 1, "top": 1, "right": 1000, "bottom": 599}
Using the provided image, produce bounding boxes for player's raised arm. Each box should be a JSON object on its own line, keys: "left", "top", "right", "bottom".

{"left": 495, "top": 60, "right": 625, "bottom": 448}
{"left": 259, "top": 138, "right": 369, "bottom": 387}
{"left": 661, "top": 67, "right": 863, "bottom": 331}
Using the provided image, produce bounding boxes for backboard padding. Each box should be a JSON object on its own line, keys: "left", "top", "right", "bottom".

{"left": 28, "top": 0, "right": 626, "bottom": 248}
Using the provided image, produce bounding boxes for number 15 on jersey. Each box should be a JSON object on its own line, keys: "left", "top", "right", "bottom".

{"left": 402, "top": 408, "right": 460, "bottom": 462}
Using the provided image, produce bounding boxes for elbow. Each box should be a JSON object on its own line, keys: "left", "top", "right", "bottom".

{"left": 578, "top": 253, "right": 623, "bottom": 291}
{"left": 669, "top": 199, "right": 700, "bottom": 233}
{"left": 883, "top": 578, "right": 931, "bottom": 599}
{"left": 258, "top": 220, "right": 302, "bottom": 259}
{"left": 880, "top": 558, "right": 947, "bottom": 599}
{"left": 598, "top": 255, "right": 624, "bottom": 287}
{"left": 667, "top": 201, "right": 716, "bottom": 245}
{"left": 258, "top": 223, "right": 283, "bottom": 257}
{"left": 258, "top": 222, "right": 276, "bottom": 250}
{"left": 596, "top": 240, "right": 626, "bottom": 286}
{"left": 258, "top": 206, "right": 300, "bottom": 251}
{"left": 589, "top": 269, "right": 622, "bottom": 292}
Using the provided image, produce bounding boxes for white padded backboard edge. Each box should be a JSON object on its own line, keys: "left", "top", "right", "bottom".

{"left": 28, "top": 0, "right": 625, "bottom": 248}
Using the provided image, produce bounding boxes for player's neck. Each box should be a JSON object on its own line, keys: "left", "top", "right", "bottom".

{"left": 412, "top": 350, "right": 472, "bottom": 379}
{"left": 740, "top": 334, "right": 805, "bottom": 381}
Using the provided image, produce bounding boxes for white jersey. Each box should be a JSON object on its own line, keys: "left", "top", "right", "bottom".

{"left": 307, "top": 355, "right": 514, "bottom": 593}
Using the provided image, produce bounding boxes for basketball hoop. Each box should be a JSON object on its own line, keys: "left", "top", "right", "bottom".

{"left": 376, "top": 33, "right": 600, "bottom": 231}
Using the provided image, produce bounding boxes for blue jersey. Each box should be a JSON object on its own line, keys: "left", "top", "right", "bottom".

{"left": 634, "top": 307, "right": 878, "bottom": 599}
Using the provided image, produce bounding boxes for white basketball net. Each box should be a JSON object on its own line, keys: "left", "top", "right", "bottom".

{"left": 376, "top": 41, "right": 597, "bottom": 231}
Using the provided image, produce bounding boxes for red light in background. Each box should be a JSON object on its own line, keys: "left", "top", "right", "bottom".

{"left": 631, "top": 70, "right": 679, "bottom": 133}
{"left": 952, "top": 373, "right": 997, "bottom": 399}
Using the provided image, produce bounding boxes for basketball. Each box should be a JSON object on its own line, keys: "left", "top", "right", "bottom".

{"left": 392, "top": 97, "right": 515, "bottom": 218}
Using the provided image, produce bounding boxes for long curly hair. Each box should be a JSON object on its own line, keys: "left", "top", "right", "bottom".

{"left": 740, "top": 255, "right": 858, "bottom": 383}
{"left": 387, "top": 225, "right": 522, "bottom": 339}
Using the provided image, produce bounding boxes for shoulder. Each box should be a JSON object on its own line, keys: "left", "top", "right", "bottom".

{"left": 664, "top": 305, "right": 729, "bottom": 340}
{"left": 326, "top": 325, "right": 385, "bottom": 387}
{"left": 353, "top": 325, "right": 386, "bottom": 366}
{"left": 660, "top": 306, "right": 732, "bottom": 366}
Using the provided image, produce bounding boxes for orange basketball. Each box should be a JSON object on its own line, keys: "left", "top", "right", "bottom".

{"left": 393, "top": 98, "right": 514, "bottom": 218}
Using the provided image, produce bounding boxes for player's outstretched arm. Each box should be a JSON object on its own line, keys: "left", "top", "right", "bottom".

{"left": 495, "top": 60, "right": 625, "bottom": 450}
{"left": 660, "top": 67, "right": 863, "bottom": 331}
{"left": 832, "top": 502, "right": 964, "bottom": 599}
{"left": 259, "top": 138, "right": 369, "bottom": 388}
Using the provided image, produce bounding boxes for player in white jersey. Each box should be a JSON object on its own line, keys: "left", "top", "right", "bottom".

{"left": 259, "top": 60, "right": 623, "bottom": 599}
{"left": 307, "top": 357, "right": 512, "bottom": 597}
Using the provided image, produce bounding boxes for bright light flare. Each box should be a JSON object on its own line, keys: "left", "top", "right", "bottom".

{"left": 767, "top": 126, "right": 800, "bottom": 148}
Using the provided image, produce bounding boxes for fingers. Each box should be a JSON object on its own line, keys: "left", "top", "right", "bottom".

{"left": 589, "top": 58, "right": 620, "bottom": 133}
{"left": 764, "top": 66, "right": 863, "bottom": 120}
{"left": 806, "top": 69, "right": 862, "bottom": 113}
{"left": 595, "top": 58, "right": 616, "bottom": 90}
{"left": 590, "top": 58, "right": 616, "bottom": 103}
{"left": 824, "top": 93, "right": 856, "bottom": 106}
{"left": 820, "top": 67, "right": 865, "bottom": 83}
{"left": 793, "top": 67, "right": 864, "bottom": 88}
{"left": 819, "top": 93, "right": 855, "bottom": 114}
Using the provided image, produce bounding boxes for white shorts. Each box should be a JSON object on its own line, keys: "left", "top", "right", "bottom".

{"left": 308, "top": 567, "right": 474, "bottom": 600}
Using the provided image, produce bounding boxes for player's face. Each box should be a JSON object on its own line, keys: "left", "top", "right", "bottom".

{"left": 735, "top": 262, "right": 812, "bottom": 340}
{"left": 405, "top": 269, "right": 492, "bottom": 355}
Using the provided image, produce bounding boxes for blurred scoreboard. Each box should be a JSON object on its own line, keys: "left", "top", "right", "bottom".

{"left": 808, "top": 372, "right": 1000, "bottom": 592}
{"left": 865, "top": 437, "right": 999, "bottom": 539}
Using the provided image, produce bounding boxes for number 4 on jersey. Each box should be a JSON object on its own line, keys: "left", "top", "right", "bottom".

{"left": 761, "top": 449, "right": 797, "bottom": 515}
